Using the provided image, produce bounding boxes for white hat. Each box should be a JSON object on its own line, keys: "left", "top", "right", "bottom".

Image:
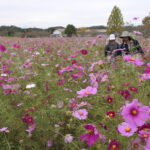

{"left": 109, "top": 34, "right": 116, "bottom": 40}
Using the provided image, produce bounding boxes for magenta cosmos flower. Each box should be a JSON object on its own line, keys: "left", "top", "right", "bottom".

{"left": 118, "top": 122, "right": 137, "bottom": 137}
{"left": 80, "top": 124, "right": 101, "bottom": 146}
{"left": 80, "top": 49, "right": 88, "bottom": 55}
{"left": 22, "top": 114, "right": 34, "bottom": 125}
{"left": 121, "top": 99, "right": 149, "bottom": 127}
{"left": 119, "top": 90, "right": 131, "bottom": 100}
{"left": 72, "top": 109, "right": 88, "bottom": 120}
{"left": 0, "top": 44, "right": 6, "bottom": 52}
{"left": 129, "top": 86, "right": 138, "bottom": 92}
{"left": 108, "top": 139, "right": 120, "bottom": 150}
{"left": 77, "top": 86, "right": 97, "bottom": 97}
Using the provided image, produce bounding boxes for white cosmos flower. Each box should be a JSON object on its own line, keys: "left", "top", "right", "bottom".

{"left": 1, "top": 74, "right": 7, "bottom": 77}
{"left": 26, "top": 83, "right": 36, "bottom": 89}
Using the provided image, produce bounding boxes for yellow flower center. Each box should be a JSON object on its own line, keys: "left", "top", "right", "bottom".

{"left": 133, "top": 143, "right": 139, "bottom": 148}
{"left": 85, "top": 91, "right": 89, "bottom": 94}
{"left": 108, "top": 98, "right": 112, "bottom": 102}
{"left": 125, "top": 128, "right": 131, "bottom": 132}
{"left": 112, "top": 145, "right": 117, "bottom": 149}
{"left": 130, "top": 58, "right": 135, "bottom": 61}
{"left": 131, "top": 109, "right": 138, "bottom": 115}
{"left": 87, "top": 129, "right": 94, "bottom": 134}
{"left": 143, "top": 134, "right": 148, "bottom": 138}
{"left": 109, "top": 113, "right": 113, "bottom": 117}
{"left": 79, "top": 112, "right": 84, "bottom": 116}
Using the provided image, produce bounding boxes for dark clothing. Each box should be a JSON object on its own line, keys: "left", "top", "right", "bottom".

{"left": 104, "top": 42, "right": 120, "bottom": 57}
{"left": 120, "top": 39, "right": 144, "bottom": 55}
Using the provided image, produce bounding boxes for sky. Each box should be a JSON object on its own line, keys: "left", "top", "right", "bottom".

{"left": 0, "top": 0, "right": 149, "bottom": 28}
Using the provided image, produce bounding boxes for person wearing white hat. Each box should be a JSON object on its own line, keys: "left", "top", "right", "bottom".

{"left": 104, "top": 34, "right": 121, "bottom": 60}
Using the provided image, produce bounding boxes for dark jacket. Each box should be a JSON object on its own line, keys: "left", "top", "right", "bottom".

{"left": 120, "top": 39, "right": 144, "bottom": 55}
{"left": 104, "top": 42, "right": 120, "bottom": 57}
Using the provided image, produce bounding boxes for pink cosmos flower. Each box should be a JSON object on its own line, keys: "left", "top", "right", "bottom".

{"left": 133, "top": 17, "right": 139, "bottom": 20}
{"left": 128, "top": 138, "right": 142, "bottom": 150}
{"left": 118, "top": 122, "right": 137, "bottom": 137}
{"left": 80, "top": 124, "right": 101, "bottom": 146}
{"left": 13, "top": 44, "right": 21, "bottom": 49}
{"left": 58, "top": 66, "right": 74, "bottom": 75}
{"left": 133, "top": 31, "right": 142, "bottom": 35}
{"left": 139, "top": 74, "right": 150, "bottom": 81}
{"left": 138, "top": 130, "right": 150, "bottom": 140}
{"left": 64, "top": 134, "right": 74, "bottom": 143}
{"left": 72, "top": 109, "right": 88, "bottom": 120}
{"left": 0, "top": 127, "right": 10, "bottom": 133}
{"left": 77, "top": 86, "right": 97, "bottom": 97}
{"left": 56, "top": 79, "right": 65, "bottom": 86}
{"left": 2, "top": 84, "right": 13, "bottom": 89}
{"left": 89, "top": 73, "right": 98, "bottom": 88}
{"left": 144, "top": 63, "right": 150, "bottom": 73}
{"left": 73, "top": 64, "right": 85, "bottom": 71}
{"left": 88, "top": 60, "right": 104, "bottom": 72}
{"left": 72, "top": 72, "right": 82, "bottom": 79}
{"left": 99, "top": 72, "right": 108, "bottom": 82}
{"left": 26, "top": 123, "right": 36, "bottom": 137}
{"left": 47, "top": 139, "right": 53, "bottom": 148}
{"left": 145, "top": 136, "right": 150, "bottom": 150}
{"left": 121, "top": 99, "right": 149, "bottom": 127}
{"left": 123, "top": 55, "right": 144, "bottom": 66}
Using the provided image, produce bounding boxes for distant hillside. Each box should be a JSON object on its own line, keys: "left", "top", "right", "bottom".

{"left": 0, "top": 25, "right": 147, "bottom": 37}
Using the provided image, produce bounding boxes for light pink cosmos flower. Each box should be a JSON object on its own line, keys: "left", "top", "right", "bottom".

{"left": 0, "top": 127, "right": 10, "bottom": 133}
{"left": 133, "top": 31, "right": 142, "bottom": 35}
{"left": 26, "top": 123, "right": 36, "bottom": 137}
{"left": 123, "top": 55, "right": 144, "bottom": 66}
{"left": 72, "top": 72, "right": 82, "bottom": 79}
{"left": 58, "top": 66, "right": 74, "bottom": 75}
{"left": 72, "top": 109, "right": 88, "bottom": 120}
{"left": 64, "top": 134, "right": 74, "bottom": 143}
{"left": 47, "top": 139, "right": 53, "bottom": 148}
{"left": 77, "top": 86, "right": 97, "bottom": 97}
{"left": 73, "top": 64, "right": 85, "bottom": 71}
{"left": 88, "top": 60, "right": 104, "bottom": 72}
{"left": 133, "top": 17, "right": 139, "bottom": 20}
{"left": 128, "top": 138, "right": 143, "bottom": 150}
{"left": 89, "top": 73, "right": 98, "bottom": 88}
{"left": 99, "top": 72, "right": 108, "bottom": 82}
{"left": 118, "top": 122, "right": 137, "bottom": 137}
{"left": 145, "top": 136, "right": 150, "bottom": 150}
{"left": 139, "top": 74, "right": 150, "bottom": 81}
{"left": 121, "top": 99, "right": 149, "bottom": 127}
{"left": 2, "top": 84, "right": 13, "bottom": 89}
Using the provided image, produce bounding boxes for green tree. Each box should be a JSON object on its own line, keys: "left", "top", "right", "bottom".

{"left": 64, "top": 24, "right": 77, "bottom": 37}
{"left": 107, "top": 6, "right": 124, "bottom": 34}
{"left": 142, "top": 14, "right": 150, "bottom": 37}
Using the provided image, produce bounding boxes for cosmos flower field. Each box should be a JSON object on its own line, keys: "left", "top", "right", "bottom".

{"left": 0, "top": 36, "right": 150, "bottom": 150}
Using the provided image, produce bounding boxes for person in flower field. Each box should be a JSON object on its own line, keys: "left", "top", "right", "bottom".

{"left": 104, "top": 34, "right": 120, "bottom": 62}
{"left": 120, "top": 31, "right": 144, "bottom": 56}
